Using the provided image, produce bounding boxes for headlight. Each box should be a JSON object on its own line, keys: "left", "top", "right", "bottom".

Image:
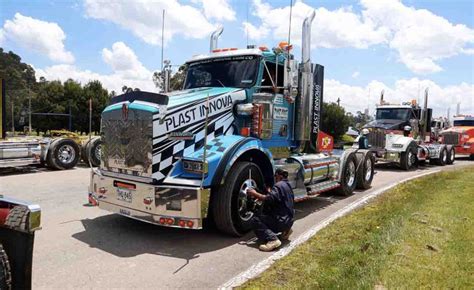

{"left": 392, "top": 144, "right": 403, "bottom": 148}
{"left": 182, "top": 160, "right": 208, "bottom": 174}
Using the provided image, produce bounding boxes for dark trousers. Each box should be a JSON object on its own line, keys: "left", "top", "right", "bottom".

{"left": 252, "top": 214, "right": 292, "bottom": 242}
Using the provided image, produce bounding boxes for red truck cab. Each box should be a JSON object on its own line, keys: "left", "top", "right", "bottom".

{"left": 440, "top": 115, "right": 474, "bottom": 160}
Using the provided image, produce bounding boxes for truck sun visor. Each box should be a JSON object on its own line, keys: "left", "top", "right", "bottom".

{"left": 110, "top": 91, "right": 169, "bottom": 106}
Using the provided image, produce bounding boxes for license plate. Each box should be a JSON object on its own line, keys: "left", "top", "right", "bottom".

{"left": 117, "top": 188, "right": 132, "bottom": 203}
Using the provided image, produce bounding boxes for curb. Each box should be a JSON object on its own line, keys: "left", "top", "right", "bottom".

{"left": 219, "top": 169, "right": 441, "bottom": 289}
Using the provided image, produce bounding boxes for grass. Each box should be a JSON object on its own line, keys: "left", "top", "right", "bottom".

{"left": 242, "top": 166, "right": 474, "bottom": 289}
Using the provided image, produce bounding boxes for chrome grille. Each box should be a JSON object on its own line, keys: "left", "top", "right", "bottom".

{"left": 441, "top": 132, "right": 459, "bottom": 145}
{"left": 367, "top": 128, "right": 386, "bottom": 149}
{"left": 101, "top": 109, "right": 153, "bottom": 177}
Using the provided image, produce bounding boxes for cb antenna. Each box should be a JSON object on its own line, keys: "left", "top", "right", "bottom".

{"left": 246, "top": 0, "right": 249, "bottom": 46}
{"left": 161, "top": 9, "right": 165, "bottom": 71}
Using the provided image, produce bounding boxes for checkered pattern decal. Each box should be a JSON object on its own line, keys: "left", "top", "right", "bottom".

{"left": 151, "top": 90, "right": 245, "bottom": 181}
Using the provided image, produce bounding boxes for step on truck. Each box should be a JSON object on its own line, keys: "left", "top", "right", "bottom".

{"left": 0, "top": 195, "right": 41, "bottom": 289}
{"left": 358, "top": 89, "right": 455, "bottom": 170}
{"left": 89, "top": 12, "right": 375, "bottom": 236}
{"left": 0, "top": 78, "right": 102, "bottom": 170}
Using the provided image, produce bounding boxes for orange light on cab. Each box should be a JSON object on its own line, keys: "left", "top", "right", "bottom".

{"left": 240, "top": 127, "right": 251, "bottom": 136}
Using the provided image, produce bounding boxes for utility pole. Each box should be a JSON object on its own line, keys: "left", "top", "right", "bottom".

{"left": 11, "top": 101, "right": 14, "bottom": 135}
{"left": 28, "top": 93, "right": 32, "bottom": 134}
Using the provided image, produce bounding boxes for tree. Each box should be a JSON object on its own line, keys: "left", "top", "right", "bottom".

{"left": 153, "top": 64, "right": 187, "bottom": 92}
{"left": 321, "top": 102, "right": 352, "bottom": 142}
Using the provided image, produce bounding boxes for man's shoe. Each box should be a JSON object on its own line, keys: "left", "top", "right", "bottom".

{"left": 259, "top": 239, "right": 282, "bottom": 252}
{"left": 280, "top": 229, "right": 293, "bottom": 240}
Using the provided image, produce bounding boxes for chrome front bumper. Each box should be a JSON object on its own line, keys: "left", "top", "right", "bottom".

{"left": 90, "top": 171, "right": 210, "bottom": 229}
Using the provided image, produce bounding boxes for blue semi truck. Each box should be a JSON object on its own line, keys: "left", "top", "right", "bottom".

{"left": 89, "top": 11, "right": 375, "bottom": 236}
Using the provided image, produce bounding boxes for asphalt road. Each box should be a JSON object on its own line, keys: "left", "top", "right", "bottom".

{"left": 1, "top": 159, "right": 472, "bottom": 289}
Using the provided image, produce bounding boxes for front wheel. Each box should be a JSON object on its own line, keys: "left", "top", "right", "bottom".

{"left": 47, "top": 138, "right": 80, "bottom": 170}
{"left": 0, "top": 243, "right": 12, "bottom": 290}
{"left": 212, "top": 162, "right": 264, "bottom": 236}
{"left": 336, "top": 153, "right": 357, "bottom": 196}
{"left": 400, "top": 143, "right": 417, "bottom": 170}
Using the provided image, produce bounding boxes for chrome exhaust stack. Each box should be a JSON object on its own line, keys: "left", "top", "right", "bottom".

{"left": 295, "top": 10, "right": 316, "bottom": 149}
{"left": 209, "top": 26, "right": 224, "bottom": 52}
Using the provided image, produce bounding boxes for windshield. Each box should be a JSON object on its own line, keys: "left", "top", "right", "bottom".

{"left": 184, "top": 55, "right": 259, "bottom": 89}
{"left": 454, "top": 120, "right": 474, "bottom": 126}
{"left": 376, "top": 108, "right": 411, "bottom": 121}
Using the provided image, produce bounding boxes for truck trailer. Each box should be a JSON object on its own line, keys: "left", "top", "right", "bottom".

{"left": 0, "top": 79, "right": 102, "bottom": 169}
{"left": 89, "top": 12, "right": 375, "bottom": 236}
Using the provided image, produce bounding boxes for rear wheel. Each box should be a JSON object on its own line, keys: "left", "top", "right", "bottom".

{"left": 212, "top": 162, "right": 264, "bottom": 236}
{"left": 356, "top": 153, "right": 375, "bottom": 190}
{"left": 0, "top": 243, "right": 11, "bottom": 290}
{"left": 47, "top": 138, "right": 80, "bottom": 170}
{"left": 446, "top": 146, "right": 455, "bottom": 165}
{"left": 400, "top": 143, "right": 417, "bottom": 170}
{"left": 436, "top": 147, "right": 447, "bottom": 166}
{"left": 336, "top": 153, "right": 357, "bottom": 196}
{"left": 470, "top": 154, "right": 474, "bottom": 161}
{"left": 83, "top": 137, "right": 102, "bottom": 167}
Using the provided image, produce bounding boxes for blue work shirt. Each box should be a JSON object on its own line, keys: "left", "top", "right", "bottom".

{"left": 263, "top": 179, "right": 295, "bottom": 226}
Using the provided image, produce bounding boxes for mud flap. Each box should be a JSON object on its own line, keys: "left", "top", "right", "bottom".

{"left": 0, "top": 228, "right": 35, "bottom": 289}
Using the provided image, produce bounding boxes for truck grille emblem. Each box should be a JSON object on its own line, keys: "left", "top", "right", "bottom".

{"left": 122, "top": 103, "right": 129, "bottom": 121}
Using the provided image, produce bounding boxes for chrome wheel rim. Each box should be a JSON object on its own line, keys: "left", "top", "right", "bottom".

{"left": 57, "top": 144, "right": 75, "bottom": 164}
{"left": 346, "top": 161, "right": 356, "bottom": 187}
{"left": 95, "top": 143, "right": 102, "bottom": 161}
{"left": 238, "top": 178, "right": 257, "bottom": 221}
{"left": 450, "top": 150, "right": 455, "bottom": 162}
{"left": 408, "top": 151, "right": 416, "bottom": 167}
{"left": 442, "top": 151, "right": 447, "bottom": 163}
{"left": 365, "top": 158, "right": 372, "bottom": 181}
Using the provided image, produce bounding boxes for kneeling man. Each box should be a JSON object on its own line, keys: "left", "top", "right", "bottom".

{"left": 247, "top": 168, "right": 295, "bottom": 251}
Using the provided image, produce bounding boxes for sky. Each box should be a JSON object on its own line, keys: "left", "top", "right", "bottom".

{"left": 0, "top": 0, "right": 473, "bottom": 118}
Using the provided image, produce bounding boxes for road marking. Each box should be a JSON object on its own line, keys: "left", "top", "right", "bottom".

{"left": 219, "top": 169, "right": 441, "bottom": 289}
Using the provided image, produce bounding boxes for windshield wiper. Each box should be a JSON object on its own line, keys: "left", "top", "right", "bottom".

{"left": 215, "top": 79, "right": 226, "bottom": 88}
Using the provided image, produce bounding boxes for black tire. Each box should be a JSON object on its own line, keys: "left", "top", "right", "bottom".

{"left": 0, "top": 244, "right": 12, "bottom": 290}
{"left": 446, "top": 146, "right": 455, "bottom": 165}
{"left": 400, "top": 143, "right": 417, "bottom": 170}
{"left": 356, "top": 152, "right": 375, "bottom": 190}
{"left": 84, "top": 137, "right": 102, "bottom": 167}
{"left": 335, "top": 153, "right": 357, "bottom": 196}
{"left": 211, "top": 162, "right": 264, "bottom": 236}
{"left": 469, "top": 154, "right": 474, "bottom": 161}
{"left": 47, "top": 138, "right": 80, "bottom": 170}
{"left": 4, "top": 206, "right": 29, "bottom": 231}
{"left": 435, "top": 147, "right": 447, "bottom": 166}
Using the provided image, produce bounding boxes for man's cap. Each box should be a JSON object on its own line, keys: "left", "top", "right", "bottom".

{"left": 362, "top": 128, "right": 370, "bottom": 135}
{"left": 275, "top": 168, "right": 289, "bottom": 178}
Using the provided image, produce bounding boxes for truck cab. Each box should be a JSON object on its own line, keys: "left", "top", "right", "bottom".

{"left": 90, "top": 12, "right": 375, "bottom": 236}
{"left": 440, "top": 115, "right": 474, "bottom": 159}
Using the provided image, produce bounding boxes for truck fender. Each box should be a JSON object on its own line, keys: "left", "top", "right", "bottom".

{"left": 385, "top": 135, "right": 414, "bottom": 152}
{"left": 211, "top": 138, "right": 274, "bottom": 188}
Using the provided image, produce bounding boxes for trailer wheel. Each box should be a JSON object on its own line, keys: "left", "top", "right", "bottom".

{"left": 212, "top": 161, "right": 264, "bottom": 236}
{"left": 356, "top": 153, "right": 375, "bottom": 190}
{"left": 336, "top": 153, "right": 357, "bottom": 196}
{"left": 470, "top": 154, "right": 474, "bottom": 161}
{"left": 435, "top": 147, "right": 447, "bottom": 166}
{"left": 47, "top": 138, "right": 80, "bottom": 170}
{"left": 400, "top": 143, "right": 417, "bottom": 170}
{"left": 446, "top": 146, "right": 455, "bottom": 165}
{"left": 0, "top": 244, "right": 12, "bottom": 290}
{"left": 4, "top": 205, "right": 29, "bottom": 231}
{"left": 83, "top": 137, "right": 102, "bottom": 167}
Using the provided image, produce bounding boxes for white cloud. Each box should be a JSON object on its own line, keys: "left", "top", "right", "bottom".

{"left": 352, "top": 71, "right": 360, "bottom": 78}
{"left": 84, "top": 0, "right": 217, "bottom": 46}
{"left": 102, "top": 42, "right": 151, "bottom": 80}
{"left": 193, "top": 0, "right": 236, "bottom": 21}
{"left": 242, "top": 21, "right": 269, "bottom": 40}
{"left": 325, "top": 78, "right": 474, "bottom": 117}
{"left": 247, "top": 0, "right": 389, "bottom": 49}
{"left": 36, "top": 42, "right": 156, "bottom": 93}
{"left": 0, "top": 13, "right": 74, "bottom": 63}
{"left": 246, "top": 0, "right": 474, "bottom": 74}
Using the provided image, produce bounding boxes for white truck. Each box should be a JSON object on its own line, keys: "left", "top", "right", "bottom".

{"left": 358, "top": 89, "right": 455, "bottom": 170}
